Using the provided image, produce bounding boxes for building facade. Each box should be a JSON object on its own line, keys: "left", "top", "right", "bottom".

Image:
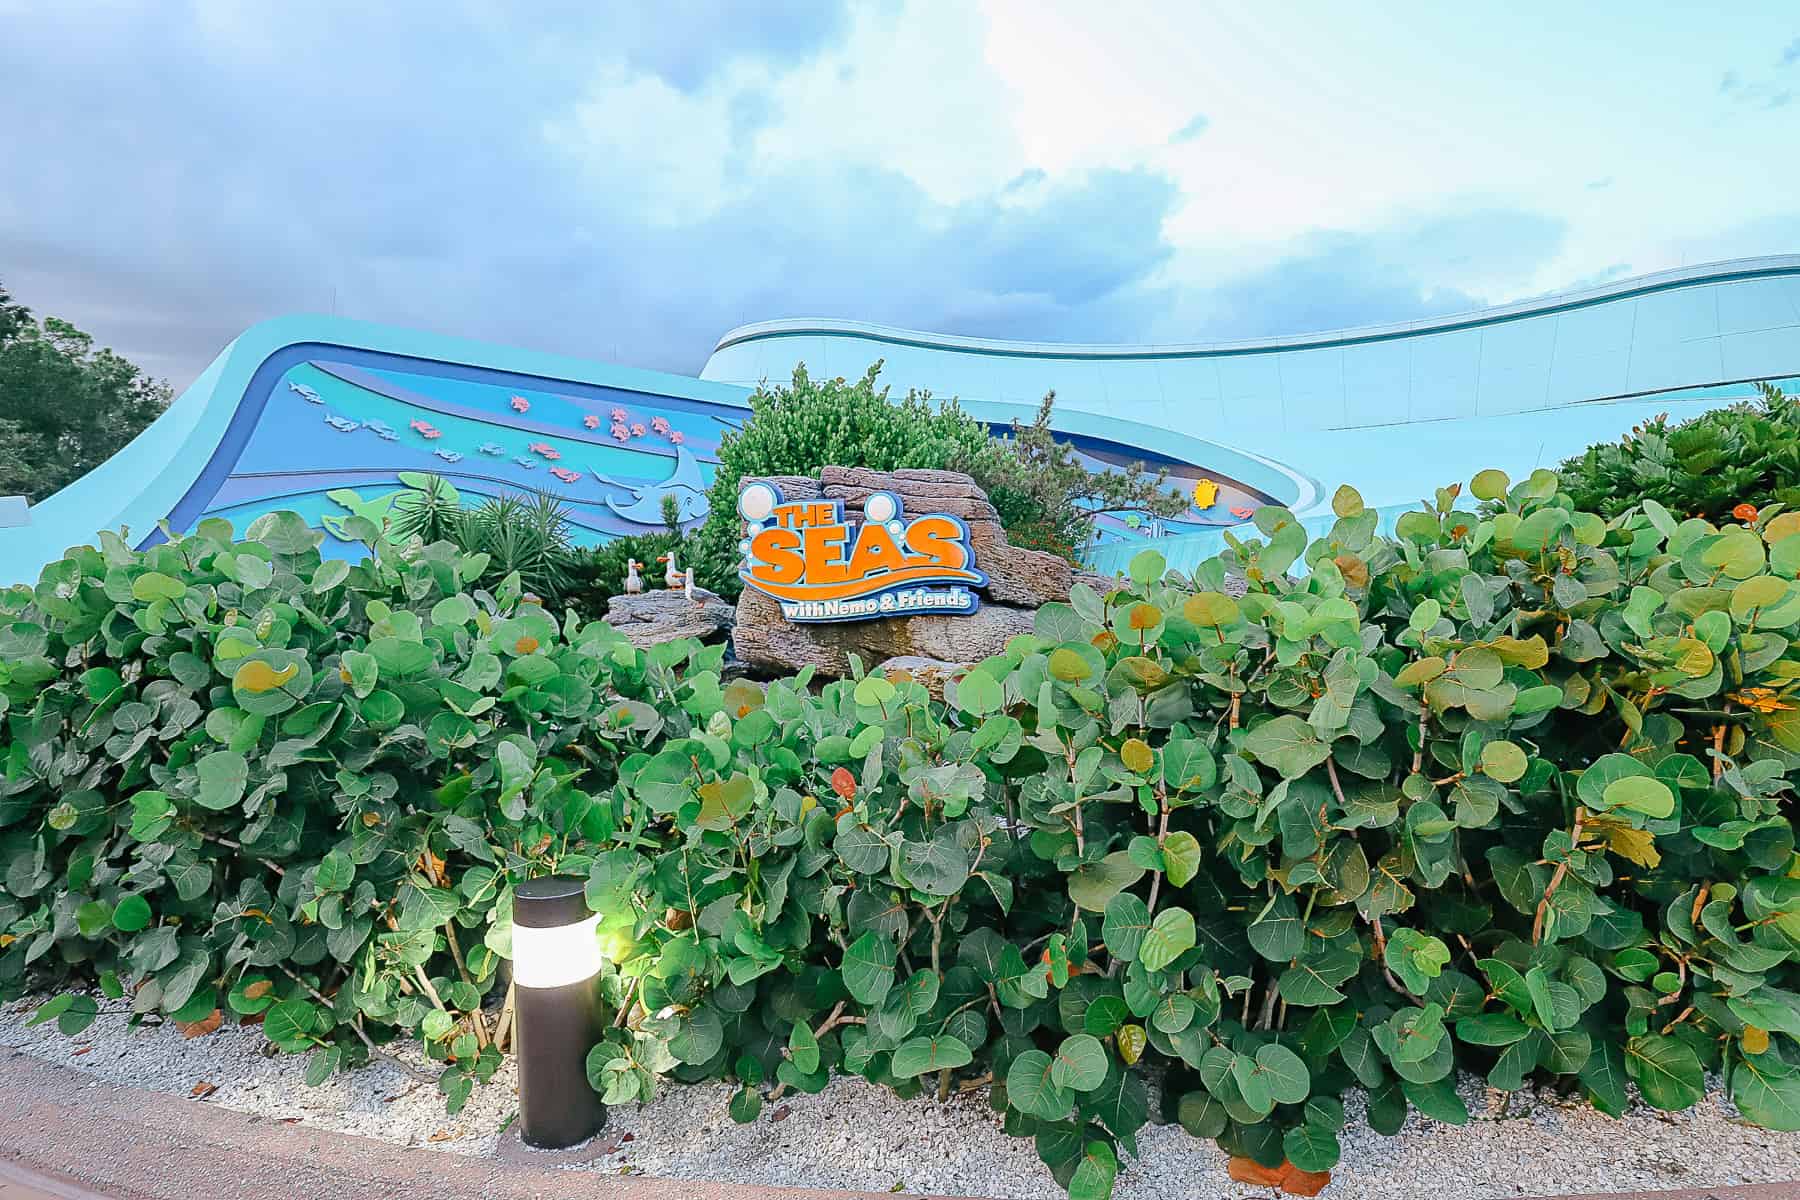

{"left": 5, "top": 256, "right": 1799, "bottom": 585}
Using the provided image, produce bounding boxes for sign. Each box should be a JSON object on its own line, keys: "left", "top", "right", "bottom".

{"left": 736, "top": 481, "right": 987, "bottom": 622}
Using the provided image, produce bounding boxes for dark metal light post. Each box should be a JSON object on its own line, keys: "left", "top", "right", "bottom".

{"left": 511, "top": 875, "right": 606, "bottom": 1149}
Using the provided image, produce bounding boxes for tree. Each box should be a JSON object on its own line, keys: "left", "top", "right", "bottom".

{"left": 0, "top": 281, "right": 171, "bottom": 502}
{"left": 687, "top": 362, "right": 1188, "bottom": 597}
{"left": 974, "top": 392, "right": 1188, "bottom": 559}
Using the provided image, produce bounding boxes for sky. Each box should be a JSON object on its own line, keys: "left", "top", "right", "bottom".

{"left": 2, "top": 1, "right": 1797, "bottom": 391}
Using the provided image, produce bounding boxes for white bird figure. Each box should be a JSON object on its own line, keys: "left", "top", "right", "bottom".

{"left": 624, "top": 558, "right": 643, "bottom": 595}
{"left": 684, "top": 567, "right": 696, "bottom": 601}
{"left": 658, "top": 551, "right": 683, "bottom": 589}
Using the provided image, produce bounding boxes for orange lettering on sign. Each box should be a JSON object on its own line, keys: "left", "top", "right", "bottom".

{"left": 738, "top": 488, "right": 989, "bottom": 610}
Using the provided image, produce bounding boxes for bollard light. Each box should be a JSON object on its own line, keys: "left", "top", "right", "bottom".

{"left": 511, "top": 875, "right": 606, "bottom": 1149}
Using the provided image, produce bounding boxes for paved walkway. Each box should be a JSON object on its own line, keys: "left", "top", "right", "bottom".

{"left": 3, "top": 1048, "right": 1798, "bottom": 1200}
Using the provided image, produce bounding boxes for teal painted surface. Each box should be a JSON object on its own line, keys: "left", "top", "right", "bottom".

{"left": 704, "top": 257, "right": 1800, "bottom": 531}
{"left": 0, "top": 315, "right": 755, "bottom": 586}
{"left": 10, "top": 257, "right": 1800, "bottom": 589}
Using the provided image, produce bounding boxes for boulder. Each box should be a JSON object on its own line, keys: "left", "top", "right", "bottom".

{"left": 731, "top": 467, "right": 1106, "bottom": 680}
{"left": 734, "top": 588, "right": 1034, "bottom": 677}
{"left": 604, "top": 586, "right": 734, "bottom": 650}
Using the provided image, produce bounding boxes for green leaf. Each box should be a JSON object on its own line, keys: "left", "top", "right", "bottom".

{"left": 1068, "top": 1140, "right": 1118, "bottom": 1200}
{"left": 891, "top": 1034, "right": 973, "bottom": 1079}
{"left": 263, "top": 999, "right": 321, "bottom": 1048}
{"left": 30, "top": 993, "right": 99, "bottom": 1036}
{"left": 842, "top": 932, "right": 896, "bottom": 1006}
{"left": 1102, "top": 893, "right": 1151, "bottom": 963}
{"left": 1006, "top": 1050, "right": 1073, "bottom": 1120}
{"left": 111, "top": 893, "right": 152, "bottom": 933}
{"left": 1479, "top": 740, "right": 1528, "bottom": 784}
{"left": 130, "top": 572, "right": 186, "bottom": 602}
{"left": 1733, "top": 1055, "right": 1800, "bottom": 1131}
{"left": 1241, "top": 715, "right": 1331, "bottom": 779}
{"left": 1160, "top": 832, "right": 1202, "bottom": 887}
{"left": 1050, "top": 1034, "right": 1108, "bottom": 1092}
{"left": 1068, "top": 852, "right": 1145, "bottom": 912}
{"left": 194, "top": 750, "right": 249, "bottom": 811}
{"left": 1386, "top": 927, "right": 1451, "bottom": 996}
{"left": 1601, "top": 776, "right": 1676, "bottom": 819}
{"left": 1625, "top": 1035, "right": 1704, "bottom": 1111}
{"left": 1283, "top": 1122, "right": 1341, "bottom": 1172}
{"left": 1255, "top": 1042, "right": 1311, "bottom": 1104}
{"left": 955, "top": 670, "right": 1003, "bottom": 716}
{"left": 728, "top": 1086, "right": 764, "bottom": 1123}
{"left": 1138, "top": 907, "right": 1196, "bottom": 972}
{"left": 788, "top": 1020, "right": 820, "bottom": 1075}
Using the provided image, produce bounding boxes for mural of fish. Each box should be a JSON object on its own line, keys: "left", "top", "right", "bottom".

{"left": 549, "top": 467, "right": 581, "bottom": 484}
{"left": 478, "top": 442, "right": 505, "bottom": 456}
{"left": 289, "top": 382, "right": 322, "bottom": 403}
{"left": 582, "top": 414, "right": 600, "bottom": 429}
{"left": 610, "top": 407, "right": 627, "bottom": 423}
{"left": 410, "top": 419, "right": 441, "bottom": 440}
{"left": 434, "top": 449, "right": 463, "bottom": 463}
{"left": 650, "top": 416, "right": 670, "bottom": 435}
{"left": 509, "top": 395, "right": 530, "bottom": 413}
{"left": 325, "top": 415, "right": 360, "bottom": 432}
{"left": 513, "top": 456, "right": 538, "bottom": 469}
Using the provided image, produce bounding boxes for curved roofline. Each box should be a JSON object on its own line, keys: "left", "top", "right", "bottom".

{"left": 711, "top": 255, "right": 1800, "bottom": 362}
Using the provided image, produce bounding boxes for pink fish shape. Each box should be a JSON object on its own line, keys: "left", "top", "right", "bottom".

{"left": 509, "top": 395, "right": 530, "bottom": 413}
{"left": 1229, "top": 505, "right": 1254, "bottom": 519}
{"left": 650, "top": 416, "right": 671, "bottom": 435}
{"left": 582, "top": 414, "right": 600, "bottom": 429}
{"left": 629, "top": 422, "right": 646, "bottom": 437}
{"left": 610, "top": 407, "right": 628, "bottom": 423}
{"left": 611, "top": 426, "right": 630, "bottom": 442}
{"left": 540, "top": 448, "right": 561, "bottom": 461}
{"left": 409, "top": 419, "right": 441, "bottom": 439}
{"left": 527, "top": 442, "right": 552, "bottom": 454}
{"left": 669, "top": 431, "right": 685, "bottom": 445}
{"left": 549, "top": 467, "right": 580, "bottom": 484}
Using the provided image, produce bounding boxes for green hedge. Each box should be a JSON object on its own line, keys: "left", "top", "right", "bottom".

{"left": 6, "top": 466, "right": 1800, "bottom": 1198}
{"left": 1558, "top": 381, "right": 1800, "bottom": 521}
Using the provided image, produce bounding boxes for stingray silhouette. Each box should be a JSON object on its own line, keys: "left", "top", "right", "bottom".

{"left": 594, "top": 445, "right": 711, "bottom": 526}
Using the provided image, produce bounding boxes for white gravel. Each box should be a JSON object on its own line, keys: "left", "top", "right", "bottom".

{"left": 6, "top": 994, "right": 1800, "bottom": 1198}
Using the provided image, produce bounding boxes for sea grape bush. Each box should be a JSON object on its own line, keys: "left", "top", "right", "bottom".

{"left": 0, "top": 511, "right": 676, "bottom": 1107}
{"left": 7, "top": 466, "right": 1800, "bottom": 1200}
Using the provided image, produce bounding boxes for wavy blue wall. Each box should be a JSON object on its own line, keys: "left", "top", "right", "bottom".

{"left": 1, "top": 315, "right": 1232, "bottom": 585}
{"left": 701, "top": 256, "right": 1800, "bottom": 536}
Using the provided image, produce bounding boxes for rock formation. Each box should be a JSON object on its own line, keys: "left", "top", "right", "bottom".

{"left": 732, "top": 467, "right": 1108, "bottom": 681}
{"left": 604, "top": 586, "right": 734, "bottom": 650}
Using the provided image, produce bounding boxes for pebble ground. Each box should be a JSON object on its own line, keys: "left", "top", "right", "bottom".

{"left": 6, "top": 996, "right": 1799, "bottom": 1199}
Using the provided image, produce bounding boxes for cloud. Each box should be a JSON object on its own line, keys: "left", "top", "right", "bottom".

{"left": 0, "top": 1, "right": 1759, "bottom": 402}
{"left": 1719, "top": 52, "right": 1797, "bottom": 109}
{"left": 0, "top": 2, "right": 1180, "bottom": 387}
{"left": 1170, "top": 114, "right": 1210, "bottom": 143}
{"left": 1147, "top": 209, "right": 1568, "bottom": 342}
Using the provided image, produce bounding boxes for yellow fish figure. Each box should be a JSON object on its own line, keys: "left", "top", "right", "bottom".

{"left": 1191, "top": 478, "right": 1220, "bottom": 510}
